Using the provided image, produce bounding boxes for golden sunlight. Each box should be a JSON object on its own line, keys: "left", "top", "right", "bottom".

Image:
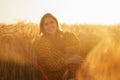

{"left": 0, "top": 0, "right": 120, "bottom": 80}
{"left": 0, "top": 0, "right": 120, "bottom": 24}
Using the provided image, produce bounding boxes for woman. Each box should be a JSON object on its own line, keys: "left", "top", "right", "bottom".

{"left": 33, "top": 13, "right": 82, "bottom": 80}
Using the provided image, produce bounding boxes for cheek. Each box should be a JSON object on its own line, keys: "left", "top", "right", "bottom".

{"left": 43, "top": 26, "right": 48, "bottom": 31}
{"left": 53, "top": 24, "right": 58, "bottom": 30}
{"left": 54, "top": 26, "right": 57, "bottom": 30}
{"left": 44, "top": 26, "right": 49, "bottom": 30}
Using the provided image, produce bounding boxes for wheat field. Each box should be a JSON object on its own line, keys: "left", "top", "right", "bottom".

{"left": 0, "top": 22, "right": 120, "bottom": 80}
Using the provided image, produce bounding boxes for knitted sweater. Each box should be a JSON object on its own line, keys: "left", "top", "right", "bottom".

{"left": 33, "top": 32, "right": 80, "bottom": 71}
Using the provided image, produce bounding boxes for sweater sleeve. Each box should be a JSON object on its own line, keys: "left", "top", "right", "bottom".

{"left": 63, "top": 32, "right": 80, "bottom": 55}
{"left": 63, "top": 32, "right": 80, "bottom": 46}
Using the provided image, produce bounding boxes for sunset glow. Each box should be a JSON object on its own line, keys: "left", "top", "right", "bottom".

{"left": 0, "top": 0, "right": 120, "bottom": 24}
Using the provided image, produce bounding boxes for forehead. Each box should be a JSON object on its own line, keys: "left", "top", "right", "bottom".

{"left": 43, "top": 16, "right": 55, "bottom": 22}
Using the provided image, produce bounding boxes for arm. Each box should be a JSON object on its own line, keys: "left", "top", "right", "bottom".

{"left": 65, "top": 45, "right": 80, "bottom": 55}
{"left": 64, "top": 32, "right": 80, "bottom": 55}
{"left": 63, "top": 32, "right": 83, "bottom": 71}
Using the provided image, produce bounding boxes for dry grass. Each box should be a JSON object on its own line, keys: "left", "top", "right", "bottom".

{"left": 0, "top": 22, "right": 120, "bottom": 80}
{"left": 76, "top": 25, "right": 120, "bottom": 80}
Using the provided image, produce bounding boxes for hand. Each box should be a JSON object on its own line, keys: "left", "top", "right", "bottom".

{"left": 65, "top": 55, "right": 83, "bottom": 65}
{"left": 65, "top": 55, "right": 83, "bottom": 74}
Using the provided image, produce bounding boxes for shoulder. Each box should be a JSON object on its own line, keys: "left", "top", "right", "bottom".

{"left": 63, "top": 32, "right": 77, "bottom": 39}
{"left": 63, "top": 32, "right": 80, "bottom": 46}
{"left": 64, "top": 32, "right": 75, "bottom": 36}
{"left": 58, "top": 31, "right": 75, "bottom": 37}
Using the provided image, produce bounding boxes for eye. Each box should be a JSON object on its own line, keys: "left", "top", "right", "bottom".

{"left": 44, "top": 23, "right": 48, "bottom": 26}
{"left": 51, "top": 21, "right": 54, "bottom": 24}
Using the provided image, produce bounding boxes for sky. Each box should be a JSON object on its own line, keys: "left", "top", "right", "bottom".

{"left": 0, "top": 0, "right": 120, "bottom": 24}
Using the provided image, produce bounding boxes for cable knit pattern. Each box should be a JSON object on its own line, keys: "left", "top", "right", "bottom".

{"left": 33, "top": 32, "right": 80, "bottom": 71}
{"left": 63, "top": 32, "right": 80, "bottom": 55}
{"left": 32, "top": 32, "right": 80, "bottom": 80}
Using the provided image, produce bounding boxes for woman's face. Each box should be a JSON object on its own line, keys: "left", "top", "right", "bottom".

{"left": 43, "top": 16, "right": 58, "bottom": 35}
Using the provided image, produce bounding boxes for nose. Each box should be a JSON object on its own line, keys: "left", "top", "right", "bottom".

{"left": 48, "top": 23, "right": 54, "bottom": 28}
